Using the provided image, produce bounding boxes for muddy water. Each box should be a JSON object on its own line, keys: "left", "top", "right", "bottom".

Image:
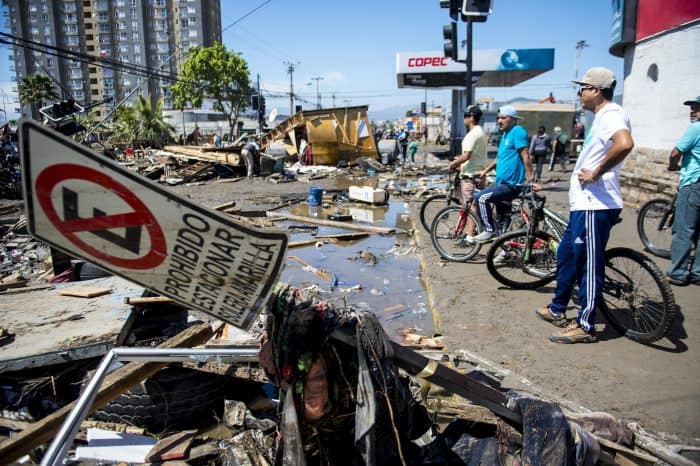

{"left": 278, "top": 198, "right": 435, "bottom": 339}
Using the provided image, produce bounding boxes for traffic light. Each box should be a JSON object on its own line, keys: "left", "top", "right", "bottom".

{"left": 443, "top": 22, "right": 458, "bottom": 61}
{"left": 439, "top": 0, "right": 460, "bottom": 21}
{"left": 40, "top": 99, "right": 84, "bottom": 122}
{"left": 258, "top": 96, "right": 266, "bottom": 122}
{"left": 461, "top": 0, "right": 492, "bottom": 22}
{"left": 251, "top": 94, "right": 259, "bottom": 110}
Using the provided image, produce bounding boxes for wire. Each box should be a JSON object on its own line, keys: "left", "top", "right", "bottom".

{"left": 222, "top": 0, "right": 272, "bottom": 32}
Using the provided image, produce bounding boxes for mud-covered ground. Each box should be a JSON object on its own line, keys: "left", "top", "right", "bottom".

{"left": 169, "top": 149, "right": 700, "bottom": 444}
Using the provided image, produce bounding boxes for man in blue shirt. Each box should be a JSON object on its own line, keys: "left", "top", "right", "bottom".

{"left": 666, "top": 96, "right": 700, "bottom": 285}
{"left": 472, "top": 105, "right": 533, "bottom": 242}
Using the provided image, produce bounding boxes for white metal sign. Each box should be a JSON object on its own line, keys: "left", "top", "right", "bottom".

{"left": 20, "top": 120, "right": 288, "bottom": 330}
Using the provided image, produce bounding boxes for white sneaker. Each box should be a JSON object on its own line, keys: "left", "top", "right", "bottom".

{"left": 493, "top": 250, "right": 507, "bottom": 265}
{"left": 473, "top": 231, "right": 495, "bottom": 243}
{"left": 465, "top": 235, "right": 475, "bottom": 243}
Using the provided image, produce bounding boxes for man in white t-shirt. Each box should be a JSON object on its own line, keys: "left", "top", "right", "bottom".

{"left": 536, "top": 67, "right": 634, "bottom": 344}
{"left": 448, "top": 105, "right": 488, "bottom": 240}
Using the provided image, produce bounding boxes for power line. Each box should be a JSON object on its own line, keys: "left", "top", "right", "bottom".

{"left": 222, "top": 0, "right": 272, "bottom": 32}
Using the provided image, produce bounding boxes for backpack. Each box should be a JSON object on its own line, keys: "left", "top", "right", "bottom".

{"left": 555, "top": 133, "right": 569, "bottom": 154}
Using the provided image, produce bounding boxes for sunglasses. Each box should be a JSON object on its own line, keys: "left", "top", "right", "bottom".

{"left": 577, "top": 85, "right": 598, "bottom": 96}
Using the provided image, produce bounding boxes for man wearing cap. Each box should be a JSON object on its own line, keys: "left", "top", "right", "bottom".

{"left": 472, "top": 105, "right": 533, "bottom": 243}
{"left": 666, "top": 96, "right": 700, "bottom": 286}
{"left": 448, "top": 105, "right": 488, "bottom": 239}
{"left": 536, "top": 67, "right": 634, "bottom": 344}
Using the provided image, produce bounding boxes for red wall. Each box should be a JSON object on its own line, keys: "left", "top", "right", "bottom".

{"left": 636, "top": 0, "right": 700, "bottom": 41}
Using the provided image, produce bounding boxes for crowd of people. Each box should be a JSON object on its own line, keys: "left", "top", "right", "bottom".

{"left": 442, "top": 67, "right": 697, "bottom": 344}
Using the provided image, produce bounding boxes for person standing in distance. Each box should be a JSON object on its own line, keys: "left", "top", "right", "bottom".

{"left": 448, "top": 105, "right": 488, "bottom": 240}
{"left": 529, "top": 125, "right": 552, "bottom": 182}
{"left": 550, "top": 126, "right": 569, "bottom": 172}
{"left": 472, "top": 105, "right": 533, "bottom": 243}
{"left": 666, "top": 96, "right": 700, "bottom": 286}
{"left": 536, "top": 67, "right": 634, "bottom": 343}
{"left": 242, "top": 139, "right": 260, "bottom": 178}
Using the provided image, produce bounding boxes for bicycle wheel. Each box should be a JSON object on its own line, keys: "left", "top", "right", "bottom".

{"left": 486, "top": 229, "right": 557, "bottom": 289}
{"left": 419, "top": 194, "right": 460, "bottom": 232}
{"left": 636, "top": 198, "right": 672, "bottom": 259}
{"left": 430, "top": 206, "right": 482, "bottom": 262}
{"left": 600, "top": 247, "right": 676, "bottom": 343}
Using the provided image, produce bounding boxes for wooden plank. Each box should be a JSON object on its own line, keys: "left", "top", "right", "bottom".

{"left": 316, "top": 232, "right": 369, "bottom": 241}
{"left": 266, "top": 212, "right": 394, "bottom": 235}
{"left": 0, "top": 284, "right": 55, "bottom": 295}
{"left": 145, "top": 430, "right": 197, "bottom": 462}
{"left": 213, "top": 200, "right": 236, "bottom": 211}
{"left": 124, "top": 296, "right": 176, "bottom": 305}
{"left": 57, "top": 287, "right": 113, "bottom": 298}
{"left": 0, "top": 323, "right": 215, "bottom": 464}
{"left": 331, "top": 112, "right": 350, "bottom": 144}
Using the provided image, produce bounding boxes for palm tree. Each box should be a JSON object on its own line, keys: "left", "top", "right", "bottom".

{"left": 17, "top": 74, "right": 59, "bottom": 120}
{"left": 132, "top": 96, "right": 174, "bottom": 149}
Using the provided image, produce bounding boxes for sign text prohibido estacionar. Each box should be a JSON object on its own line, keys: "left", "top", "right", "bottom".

{"left": 19, "top": 119, "right": 287, "bottom": 330}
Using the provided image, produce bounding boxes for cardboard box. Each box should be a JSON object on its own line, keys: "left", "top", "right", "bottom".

{"left": 348, "top": 186, "right": 389, "bottom": 205}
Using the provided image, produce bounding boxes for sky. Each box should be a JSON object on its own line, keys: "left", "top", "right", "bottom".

{"left": 0, "top": 0, "right": 624, "bottom": 121}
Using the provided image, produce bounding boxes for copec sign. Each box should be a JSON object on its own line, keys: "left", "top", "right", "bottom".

{"left": 407, "top": 56, "right": 449, "bottom": 68}
{"left": 396, "top": 49, "right": 554, "bottom": 88}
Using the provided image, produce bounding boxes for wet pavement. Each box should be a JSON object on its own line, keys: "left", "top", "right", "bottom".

{"left": 278, "top": 198, "right": 434, "bottom": 339}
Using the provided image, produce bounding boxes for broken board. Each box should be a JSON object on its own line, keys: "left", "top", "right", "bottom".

{"left": 0, "top": 276, "right": 142, "bottom": 373}
{"left": 57, "top": 286, "right": 113, "bottom": 298}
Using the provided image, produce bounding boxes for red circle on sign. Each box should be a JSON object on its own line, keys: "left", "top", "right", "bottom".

{"left": 35, "top": 163, "right": 167, "bottom": 269}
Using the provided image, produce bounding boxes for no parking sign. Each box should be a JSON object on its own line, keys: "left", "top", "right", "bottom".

{"left": 19, "top": 120, "right": 287, "bottom": 329}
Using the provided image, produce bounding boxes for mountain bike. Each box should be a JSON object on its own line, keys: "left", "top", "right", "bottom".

{"left": 637, "top": 193, "right": 675, "bottom": 259}
{"left": 430, "top": 182, "right": 527, "bottom": 262}
{"left": 486, "top": 186, "right": 676, "bottom": 344}
{"left": 418, "top": 171, "right": 460, "bottom": 232}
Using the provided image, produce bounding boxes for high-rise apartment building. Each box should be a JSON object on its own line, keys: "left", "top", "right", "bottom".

{"left": 2, "top": 0, "right": 221, "bottom": 117}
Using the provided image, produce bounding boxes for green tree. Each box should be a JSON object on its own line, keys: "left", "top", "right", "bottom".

{"left": 108, "top": 104, "right": 137, "bottom": 145}
{"left": 171, "top": 43, "right": 251, "bottom": 139}
{"left": 17, "top": 74, "right": 59, "bottom": 120}
{"left": 108, "top": 96, "right": 173, "bottom": 148}
{"left": 132, "top": 95, "right": 174, "bottom": 148}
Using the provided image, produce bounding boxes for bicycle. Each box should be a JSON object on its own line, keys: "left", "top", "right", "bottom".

{"left": 637, "top": 193, "right": 675, "bottom": 259}
{"left": 486, "top": 186, "right": 676, "bottom": 344}
{"left": 418, "top": 171, "right": 461, "bottom": 232}
{"left": 429, "top": 181, "right": 527, "bottom": 262}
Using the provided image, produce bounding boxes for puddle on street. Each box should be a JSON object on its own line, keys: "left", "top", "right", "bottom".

{"left": 278, "top": 198, "right": 434, "bottom": 339}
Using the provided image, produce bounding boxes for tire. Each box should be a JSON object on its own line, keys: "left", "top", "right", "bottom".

{"left": 419, "top": 194, "right": 460, "bottom": 232}
{"left": 486, "top": 229, "right": 558, "bottom": 289}
{"left": 600, "top": 247, "right": 676, "bottom": 344}
{"left": 430, "top": 206, "right": 482, "bottom": 262}
{"left": 93, "top": 367, "right": 226, "bottom": 432}
{"left": 636, "top": 198, "right": 672, "bottom": 259}
{"left": 75, "top": 261, "right": 112, "bottom": 280}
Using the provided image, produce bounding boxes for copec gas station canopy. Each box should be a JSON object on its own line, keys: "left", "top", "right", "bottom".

{"left": 396, "top": 48, "right": 554, "bottom": 88}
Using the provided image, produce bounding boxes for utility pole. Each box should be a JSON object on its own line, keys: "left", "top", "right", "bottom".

{"left": 311, "top": 76, "right": 323, "bottom": 109}
{"left": 465, "top": 18, "right": 473, "bottom": 107}
{"left": 283, "top": 61, "right": 298, "bottom": 115}
{"left": 573, "top": 40, "right": 589, "bottom": 114}
{"left": 257, "top": 73, "right": 262, "bottom": 136}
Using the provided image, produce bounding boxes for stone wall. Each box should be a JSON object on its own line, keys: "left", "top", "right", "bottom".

{"left": 620, "top": 146, "right": 677, "bottom": 206}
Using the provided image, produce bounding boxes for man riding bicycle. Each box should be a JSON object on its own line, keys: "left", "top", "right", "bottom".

{"left": 472, "top": 105, "right": 533, "bottom": 243}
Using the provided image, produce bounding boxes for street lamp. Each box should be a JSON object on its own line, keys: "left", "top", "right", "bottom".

{"left": 573, "top": 40, "right": 589, "bottom": 113}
